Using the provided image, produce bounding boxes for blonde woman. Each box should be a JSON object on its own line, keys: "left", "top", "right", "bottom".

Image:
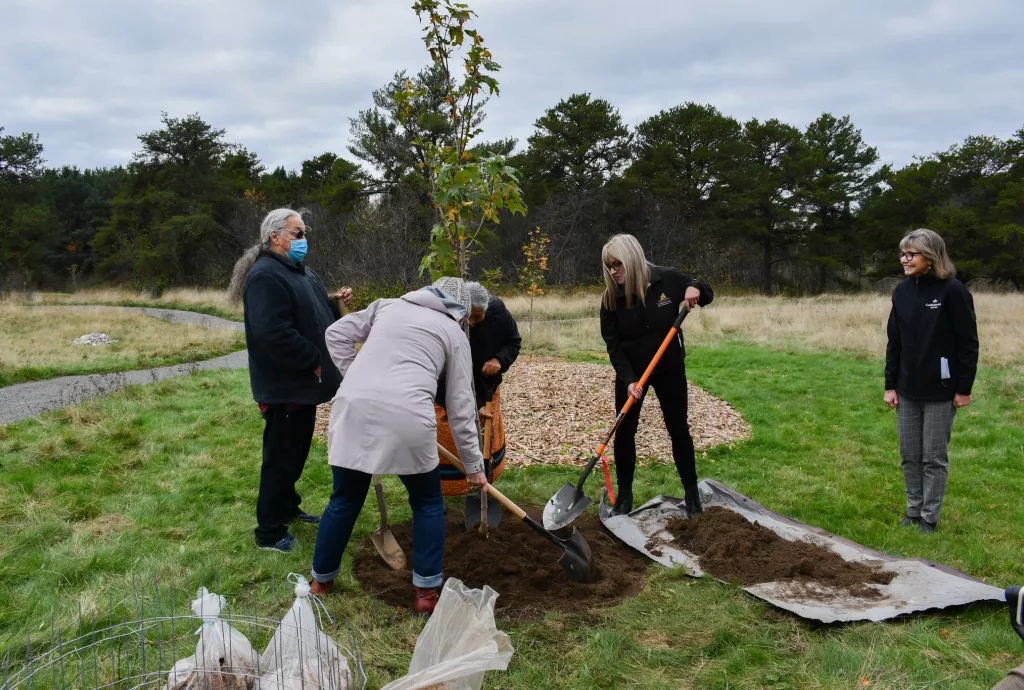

{"left": 885, "top": 228, "right": 978, "bottom": 534}
{"left": 599, "top": 234, "right": 713, "bottom": 516}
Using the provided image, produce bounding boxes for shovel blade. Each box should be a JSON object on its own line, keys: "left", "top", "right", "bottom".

{"left": 556, "top": 527, "right": 596, "bottom": 583}
{"left": 465, "top": 492, "right": 505, "bottom": 531}
{"left": 543, "top": 482, "right": 592, "bottom": 531}
{"left": 370, "top": 528, "right": 407, "bottom": 571}
{"left": 464, "top": 493, "right": 481, "bottom": 530}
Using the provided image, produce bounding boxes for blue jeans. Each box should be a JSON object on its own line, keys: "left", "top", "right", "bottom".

{"left": 311, "top": 466, "right": 445, "bottom": 588}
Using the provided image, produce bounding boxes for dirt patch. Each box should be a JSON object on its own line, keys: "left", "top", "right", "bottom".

{"left": 353, "top": 506, "right": 648, "bottom": 620}
{"left": 75, "top": 513, "right": 132, "bottom": 537}
{"left": 316, "top": 356, "right": 750, "bottom": 467}
{"left": 654, "top": 507, "right": 895, "bottom": 599}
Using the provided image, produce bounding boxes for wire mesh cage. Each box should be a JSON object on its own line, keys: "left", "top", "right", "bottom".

{"left": 1, "top": 573, "right": 367, "bottom": 690}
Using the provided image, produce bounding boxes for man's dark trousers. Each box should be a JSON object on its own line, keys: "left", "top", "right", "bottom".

{"left": 255, "top": 404, "right": 317, "bottom": 545}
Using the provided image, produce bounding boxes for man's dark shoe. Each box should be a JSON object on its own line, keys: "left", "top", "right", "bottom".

{"left": 899, "top": 515, "right": 921, "bottom": 528}
{"left": 295, "top": 510, "right": 321, "bottom": 525}
{"left": 611, "top": 491, "right": 633, "bottom": 516}
{"left": 918, "top": 520, "right": 937, "bottom": 534}
{"left": 256, "top": 534, "right": 296, "bottom": 553}
{"left": 684, "top": 485, "right": 704, "bottom": 518}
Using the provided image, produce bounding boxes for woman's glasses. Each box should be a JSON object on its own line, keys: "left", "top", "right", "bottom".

{"left": 605, "top": 260, "right": 623, "bottom": 272}
{"left": 899, "top": 251, "right": 922, "bottom": 261}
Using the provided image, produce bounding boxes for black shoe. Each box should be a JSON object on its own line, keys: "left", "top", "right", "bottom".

{"left": 256, "top": 534, "right": 297, "bottom": 553}
{"left": 918, "top": 520, "right": 937, "bottom": 534}
{"left": 295, "top": 510, "right": 320, "bottom": 525}
{"left": 899, "top": 515, "right": 921, "bottom": 528}
{"left": 684, "top": 485, "right": 703, "bottom": 518}
{"left": 611, "top": 492, "right": 633, "bottom": 516}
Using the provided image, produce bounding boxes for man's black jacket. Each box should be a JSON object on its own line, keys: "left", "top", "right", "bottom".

{"left": 243, "top": 250, "right": 341, "bottom": 405}
{"left": 885, "top": 273, "right": 978, "bottom": 401}
{"left": 600, "top": 266, "right": 713, "bottom": 385}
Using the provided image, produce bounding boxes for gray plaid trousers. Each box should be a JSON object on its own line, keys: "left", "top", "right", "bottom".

{"left": 896, "top": 397, "right": 956, "bottom": 524}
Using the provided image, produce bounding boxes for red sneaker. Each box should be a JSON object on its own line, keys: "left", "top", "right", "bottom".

{"left": 414, "top": 587, "right": 439, "bottom": 614}
{"left": 310, "top": 579, "right": 335, "bottom": 596}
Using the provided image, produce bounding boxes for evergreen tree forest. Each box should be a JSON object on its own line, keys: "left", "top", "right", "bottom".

{"left": 2, "top": 69, "right": 1022, "bottom": 294}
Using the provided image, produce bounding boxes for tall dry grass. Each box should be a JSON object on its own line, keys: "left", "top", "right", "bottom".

{"left": 509, "top": 292, "right": 1024, "bottom": 368}
{"left": 4, "top": 287, "right": 243, "bottom": 318}
{"left": 11, "top": 287, "right": 1020, "bottom": 367}
{"left": 0, "top": 306, "right": 244, "bottom": 381}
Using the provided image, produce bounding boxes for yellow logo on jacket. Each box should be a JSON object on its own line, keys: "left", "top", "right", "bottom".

{"left": 657, "top": 292, "right": 671, "bottom": 307}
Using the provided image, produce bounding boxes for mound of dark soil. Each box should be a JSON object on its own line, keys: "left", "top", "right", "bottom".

{"left": 353, "top": 506, "right": 648, "bottom": 619}
{"left": 657, "top": 506, "right": 895, "bottom": 599}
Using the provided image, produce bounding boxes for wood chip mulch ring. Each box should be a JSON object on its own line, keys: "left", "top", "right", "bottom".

{"left": 314, "top": 355, "right": 751, "bottom": 468}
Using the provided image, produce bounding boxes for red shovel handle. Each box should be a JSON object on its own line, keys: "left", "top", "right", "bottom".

{"left": 601, "top": 455, "right": 615, "bottom": 503}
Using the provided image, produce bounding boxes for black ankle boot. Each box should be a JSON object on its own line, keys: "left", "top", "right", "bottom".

{"left": 684, "top": 484, "right": 703, "bottom": 518}
{"left": 612, "top": 490, "right": 633, "bottom": 516}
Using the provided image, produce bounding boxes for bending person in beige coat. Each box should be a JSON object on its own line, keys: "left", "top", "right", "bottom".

{"left": 309, "top": 280, "right": 486, "bottom": 614}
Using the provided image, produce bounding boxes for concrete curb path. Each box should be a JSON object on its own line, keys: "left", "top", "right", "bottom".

{"left": 0, "top": 306, "right": 248, "bottom": 425}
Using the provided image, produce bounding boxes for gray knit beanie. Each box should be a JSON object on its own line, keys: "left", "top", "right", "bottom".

{"left": 431, "top": 277, "right": 473, "bottom": 315}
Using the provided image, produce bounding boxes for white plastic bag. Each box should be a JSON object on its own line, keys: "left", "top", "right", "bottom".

{"left": 380, "top": 578, "right": 514, "bottom": 690}
{"left": 165, "top": 587, "right": 259, "bottom": 690}
{"left": 256, "top": 575, "right": 351, "bottom": 690}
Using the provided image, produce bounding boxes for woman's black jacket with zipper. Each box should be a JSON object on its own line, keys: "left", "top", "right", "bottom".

{"left": 600, "top": 266, "right": 713, "bottom": 385}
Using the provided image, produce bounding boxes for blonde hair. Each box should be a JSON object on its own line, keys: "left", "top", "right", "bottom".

{"left": 601, "top": 234, "right": 651, "bottom": 309}
{"left": 900, "top": 228, "right": 956, "bottom": 279}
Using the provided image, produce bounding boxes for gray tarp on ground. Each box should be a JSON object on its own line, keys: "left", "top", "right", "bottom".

{"left": 600, "top": 478, "right": 1004, "bottom": 623}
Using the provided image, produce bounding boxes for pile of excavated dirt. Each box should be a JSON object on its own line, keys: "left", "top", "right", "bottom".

{"left": 353, "top": 507, "right": 648, "bottom": 620}
{"left": 655, "top": 507, "right": 895, "bottom": 600}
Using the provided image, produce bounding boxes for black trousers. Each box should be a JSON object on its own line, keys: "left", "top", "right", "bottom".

{"left": 613, "top": 357, "right": 697, "bottom": 496}
{"left": 255, "top": 404, "right": 316, "bottom": 544}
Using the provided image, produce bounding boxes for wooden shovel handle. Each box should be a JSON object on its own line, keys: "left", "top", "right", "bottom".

{"left": 482, "top": 403, "right": 493, "bottom": 461}
{"left": 437, "top": 444, "right": 525, "bottom": 520}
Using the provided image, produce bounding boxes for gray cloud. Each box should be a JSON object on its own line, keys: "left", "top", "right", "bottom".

{"left": 3, "top": 0, "right": 1022, "bottom": 172}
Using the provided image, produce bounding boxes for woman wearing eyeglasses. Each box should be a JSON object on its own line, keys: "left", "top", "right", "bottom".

{"left": 599, "top": 234, "right": 714, "bottom": 517}
{"left": 885, "top": 228, "right": 979, "bottom": 534}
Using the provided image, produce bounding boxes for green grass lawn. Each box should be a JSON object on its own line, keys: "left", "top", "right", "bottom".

{"left": 1, "top": 344, "right": 1022, "bottom": 688}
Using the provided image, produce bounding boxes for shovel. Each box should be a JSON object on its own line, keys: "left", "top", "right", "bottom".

{"left": 543, "top": 303, "right": 690, "bottom": 531}
{"left": 370, "top": 474, "right": 407, "bottom": 570}
{"left": 437, "top": 443, "right": 596, "bottom": 583}
{"left": 465, "top": 405, "right": 502, "bottom": 533}
{"left": 1008, "top": 586, "right": 1024, "bottom": 642}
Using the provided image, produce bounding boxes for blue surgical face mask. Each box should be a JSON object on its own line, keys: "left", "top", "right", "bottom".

{"left": 286, "top": 238, "right": 308, "bottom": 263}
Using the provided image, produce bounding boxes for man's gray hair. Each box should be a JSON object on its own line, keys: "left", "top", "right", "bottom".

{"left": 466, "top": 282, "right": 490, "bottom": 311}
{"left": 260, "top": 208, "right": 301, "bottom": 247}
{"left": 228, "top": 208, "right": 302, "bottom": 303}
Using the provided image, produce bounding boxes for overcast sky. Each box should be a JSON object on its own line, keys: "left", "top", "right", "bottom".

{"left": 4, "top": 0, "right": 1022, "bottom": 173}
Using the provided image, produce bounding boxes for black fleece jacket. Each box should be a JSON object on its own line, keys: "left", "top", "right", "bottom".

{"left": 242, "top": 250, "right": 342, "bottom": 405}
{"left": 885, "top": 273, "right": 979, "bottom": 401}
{"left": 436, "top": 296, "right": 522, "bottom": 409}
{"left": 600, "top": 266, "right": 714, "bottom": 385}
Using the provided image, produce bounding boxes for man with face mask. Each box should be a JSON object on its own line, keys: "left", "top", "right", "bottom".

{"left": 239, "top": 208, "right": 353, "bottom": 553}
